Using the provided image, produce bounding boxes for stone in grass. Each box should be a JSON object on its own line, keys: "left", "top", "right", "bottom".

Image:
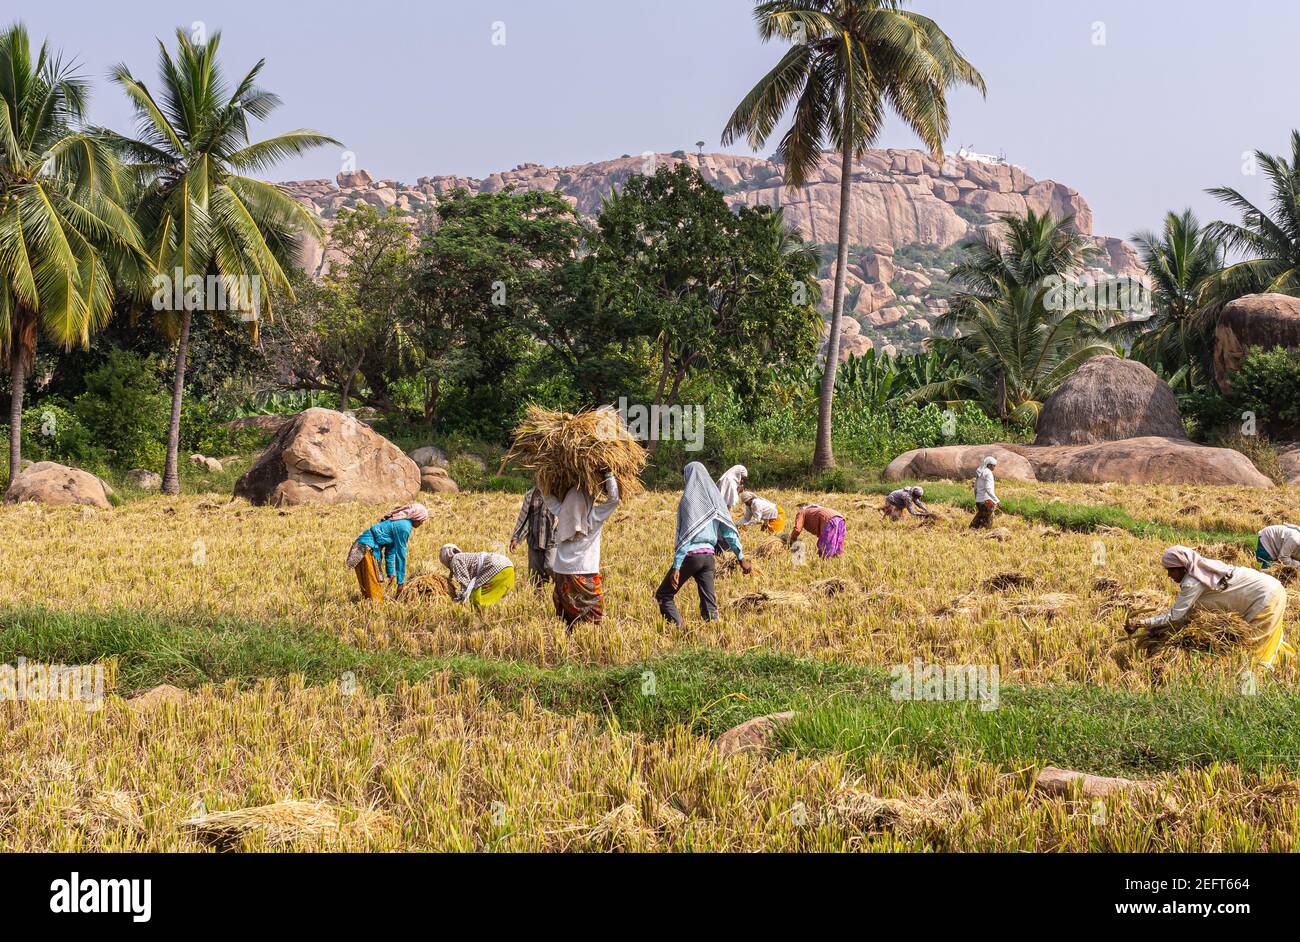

{"left": 715, "top": 711, "right": 795, "bottom": 758}
{"left": 1034, "top": 766, "right": 1147, "bottom": 799}
{"left": 125, "top": 469, "right": 162, "bottom": 491}
{"left": 126, "top": 684, "right": 188, "bottom": 711}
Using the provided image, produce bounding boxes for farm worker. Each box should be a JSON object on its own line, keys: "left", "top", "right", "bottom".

{"left": 1256, "top": 524, "right": 1300, "bottom": 569}
{"left": 440, "top": 544, "right": 516, "bottom": 609}
{"left": 970, "top": 456, "right": 1000, "bottom": 529}
{"left": 346, "top": 503, "right": 429, "bottom": 601}
{"left": 789, "top": 502, "right": 847, "bottom": 559}
{"left": 543, "top": 472, "right": 619, "bottom": 626}
{"left": 1138, "top": 545, "right": 1294, "bottom": 669}
{"left": 510, "top": 486, "right": 557, "bottom": 587}
{"left": 716, "top": 465, "right": 749, "bottom": 511}
{"left": 656, "top": 462, "right": 751, "bottom": 627}
{"left": 882, "top": 486, "right": 931, "bottom": 521}
{"left": 738, "top": 490, "right": 785, "bottom": 533}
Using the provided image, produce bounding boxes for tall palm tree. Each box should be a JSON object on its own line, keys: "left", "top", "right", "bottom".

{"left": 1106, "top": 209, "right": 1221, "bottom": 383}
{"left": 1204, "top": 130, "right": 1300, "bottom": 302}
{"left": 1, "top": 24, "right": 145, "bottom": 487}
{"left": 105, "top": 29, "right": 338, "bottom": 494}
{"left": 723, "top": 0, "right": 983, "bottom": 469}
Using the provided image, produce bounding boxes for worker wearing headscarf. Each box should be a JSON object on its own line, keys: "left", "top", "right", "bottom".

{"left": 716, "top": 465, "right": 749, "bottom": 511}
{"left": 510, "top": 486, "right": 557, "bottom": 587}
{"left": 1256, "top": 524, "right": 1300, "bottom": 569}
{"left": 789, "top": 502, "right": 847, "bottom": 559}
{"left": 1139, "top": 545, "right": 1294, "bottom": 669}
{"left": 970, "top": 457, "right": 1000, "bottom": 529}
{"left": 542, "top": 473, "right": 620, "bottom": 626}
{"left": 441, "top": 543, "right": 516, "bottom": 608}
{"left": 346, "top": 503, "right": 429, "bottom": 600}
{"left": 656, "top": 462, "right": 749, "bottom": 626}
{"left": 738, "top": 490, "right": 785, "bottom": 533}
{"left": 883, "top": 485, "right": 930, "bottom": 521}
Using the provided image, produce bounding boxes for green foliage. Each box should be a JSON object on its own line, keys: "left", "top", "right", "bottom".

{"left": 1232, "top": 346, "right": 1300, "bottom": 436}
{"left": 18, "top": 402, "right": 100, "bottom": 467}
{"left": 71, "top": 350, "right": 170, "bottom": 469}
{"left": 179, "top": 398, "right": 267, "bottom": 457}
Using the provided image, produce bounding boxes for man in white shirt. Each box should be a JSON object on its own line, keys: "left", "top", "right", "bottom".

{"left": 970, "top": 456, "right": 1000, "bottom": 529}
{"left": 543, "top": 472, "right": 619, "bottom": 626}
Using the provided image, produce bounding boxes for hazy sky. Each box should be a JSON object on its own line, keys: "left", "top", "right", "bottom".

{"left": 16, "top": 0, "right": 1299, "bottom": 239}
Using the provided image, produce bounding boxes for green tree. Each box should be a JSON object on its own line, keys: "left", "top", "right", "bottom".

{"left": 589, "top": 164, "right": 821, "bottom": 448}
{"left": 105, "top": 28, "right": 338, "bottom": 493}
{"left": 0, "top": 24, "right": 145, "bottom": 485}
{"left": 1205, "top": 130, "right": 1300, "bottom": 302}
{"left": 1108, "top": 209, "right": 1221, "bottom": 385}
{"left": 723, "top": 0, "right": 983, "bottom": 469}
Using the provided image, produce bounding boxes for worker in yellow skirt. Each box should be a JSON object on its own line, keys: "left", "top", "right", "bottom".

{"left": 1138, "top": 545, "right": 1295, "bottom": 669}
{"left": 346, "top": 503, "right": 429, "bottom": 601}
{"left": 440, "top": 544, "right": 516, "bottom": 609}
{"left": 738, "top": 491, "right": 785, "bottom": 534}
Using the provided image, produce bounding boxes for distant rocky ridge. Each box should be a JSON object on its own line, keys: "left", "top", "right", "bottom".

{"left": 282, "top": 148, "right": 1143, "bottom": 357}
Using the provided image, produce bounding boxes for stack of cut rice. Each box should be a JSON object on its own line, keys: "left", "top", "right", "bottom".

{"left": 503, "top": 406, "right": 646, "bottom": 500}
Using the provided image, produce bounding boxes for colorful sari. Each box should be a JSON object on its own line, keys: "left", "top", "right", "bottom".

{"left": 553, "top": 573, "right": 604, "bottom": 625}
{"left": 817, "top": 516, "right": 846, "bottom": 559}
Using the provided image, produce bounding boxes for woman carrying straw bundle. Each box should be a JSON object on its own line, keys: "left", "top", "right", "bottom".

{"left": 1137, "top": 545, "right": 1294, "bottom": 669}
{"left": 544, "top": 471, "right": 619, "bottom": 626}
{"left": 882, "top": 486, "right": 931, "bottom": 521}
{"left": 510, "top": 486, "right": 557, "bottom": 587}
{"left": 440, "top": 544, "right": 516, "bottom": 609}
{"left": 789, "top": 502, "right": 847, "bottom": 559}
{"left": 970, "top": 456, "right": 1000, "bottom": 529}
{"left": 656, "top": 463, "right": 751, "bottom": 627}
{"left": 1256, "top": 524, "right": 1300, "bottom": 569}
{"left": 716, "top": 465, "right": 749, "bottom": 511}
{"left": 346, "top": 503, "right": 429, "bottom": 601}
{"left": 738, "top": 490, "right": 785, "bottom": 534}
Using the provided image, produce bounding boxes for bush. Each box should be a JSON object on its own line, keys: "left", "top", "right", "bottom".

{"left": 1232, "top": 346, "right": 1300, "bottom": 437}
{"left": 17, "top": 402, "right": 103, "bottom": 468}
{"left": 72, "top": 349, "right": 170, "bottom": 469}
{"left": 180, "top": 398, "right": 267, "bottom": 457}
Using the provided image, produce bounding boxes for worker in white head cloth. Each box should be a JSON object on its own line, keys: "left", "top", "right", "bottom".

{"left": 969, "top": 456, "right": 1000, "bottom": 529}
{"left": 1256, "top": 524, "right": 1300, "bottom": 569}
{"left": 882, "top": 486, "right": 931, "bottom": 521}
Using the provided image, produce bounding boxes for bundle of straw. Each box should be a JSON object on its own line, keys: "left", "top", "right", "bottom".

{"left": 502, "top": 406, "right": 646, "bottom": 501}
{"left": 1120, "top": 609, "right": 1249, "bottom": 657}
{"left": 401, "top": 573, "right": 452, "bottom": 600}
{"left": 182, "top": 800, "right": 391, "bottom": 849}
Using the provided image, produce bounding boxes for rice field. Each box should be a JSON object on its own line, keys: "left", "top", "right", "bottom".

{"left": 3, "top": 483, "right": 1299, "bottom": 851}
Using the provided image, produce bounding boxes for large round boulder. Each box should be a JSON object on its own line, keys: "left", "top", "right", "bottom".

{"left": 233, "top": 408, "right": 420, "bottom": 506}
{"left": 1214, "top": 293, "right": 1300, "bottom": 392}
{"left": 5, "top": 461, "right": 112, "bottom": 508}
{"left": 1034, "top": 356, "right": 1185, "bottom": 446}
{"left": 883, "top": 444, "right": 1036, "bottom": 482}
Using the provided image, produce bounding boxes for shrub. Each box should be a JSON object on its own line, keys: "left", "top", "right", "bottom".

{"left": 18, "top": 402, "right": 102, "bottom": 468}
{"left": 72, "top": 349, "right": 170, "bottom": 469}
{"left": 1232, "top": 346, "right": 1300, "bottom": 437}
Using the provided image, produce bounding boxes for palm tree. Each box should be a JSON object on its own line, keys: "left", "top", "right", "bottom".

{"left": 921, "top": 282, "right": 1114, "bottom": 424}
{"left": 1106, "top": 209, "right": 1221, "bottom": 383}
{"left": 1, "top": 24, "right": 145, "bottom": 487}
{"left": 723, "top": 0, "right": 983, "bottom": 469}
{"left": 1204, "top": 130, "right": 1300, "bottom": 302}
{"left": 105, "top": 29, "right": 338, "bottom": 494}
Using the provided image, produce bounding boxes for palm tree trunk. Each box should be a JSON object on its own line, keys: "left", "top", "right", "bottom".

{"left": 162, "top": 309, "right": 193, "bottom": 495}
{"left": 7, "top": 348, "right": 24, "bottom": 491}
{"left": 813, "top": 133, "right": 855, "bottom": 470}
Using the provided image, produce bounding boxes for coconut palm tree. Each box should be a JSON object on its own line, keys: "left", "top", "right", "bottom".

{"left": 1106, "top": 209, "right": 1221, "bottom": 384}
{"left": 105, "top": 28, "right": 338, "bottom": 494}
{"left": 723, "top": 0, "right": 983, "bottom": 469}
{"left": 1, "top": 24, "right": 145, "bottom": 487}
{"left": 1204, "top": 130, "right": 1300, "bottom": 302}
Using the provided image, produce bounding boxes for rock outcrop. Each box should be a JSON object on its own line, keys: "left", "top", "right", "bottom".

{"left": 233, "top": 408, "right": 420, "bottom": 506}
{"left": 1034, "top": 356, "right": 1186, "bottom": 445}
{"left": 1213, "top": 293, "right": 1300, "bottom": 392}
{"left": 1280, "top": 445, "right": 1300, "bottom": 485}
{"left": 884, "top": 445, "right": 1036, "bottom": 483}
{"left": 419, "top": 466, "right": 459, "bottom": 494}
{"left": 886, "top": 437, "right": 1272, "bottom": 487}
{"left": 4, "top": 461, "right": 113, "bottom": 508}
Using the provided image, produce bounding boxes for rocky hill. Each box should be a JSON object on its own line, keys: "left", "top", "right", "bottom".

{"left": 283, "top": 148, "right": 1143, "bottom": 358}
